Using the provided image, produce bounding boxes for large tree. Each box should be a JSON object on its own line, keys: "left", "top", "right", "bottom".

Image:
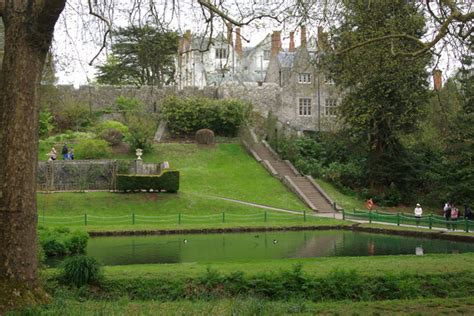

{"left": 0, "top": 0, "right": 66, "bottom": 312}
{"left": 96, "top": 26, "right": 178, "bottom": 87}
{"left": 326, "top": 1, "right": 432, "bottom": 189}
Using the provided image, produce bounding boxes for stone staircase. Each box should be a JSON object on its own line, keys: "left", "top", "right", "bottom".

{"left": 249, "top": 141, "right": 335, "bottom": 213}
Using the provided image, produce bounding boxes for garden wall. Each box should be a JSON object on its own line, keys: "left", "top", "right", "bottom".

{"left": 37, "top": 160, "right": 163, "bottom": 191}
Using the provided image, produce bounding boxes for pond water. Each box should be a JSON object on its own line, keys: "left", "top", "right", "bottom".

{"left": 60, "top": 230, "right": 474, "bottom": 266}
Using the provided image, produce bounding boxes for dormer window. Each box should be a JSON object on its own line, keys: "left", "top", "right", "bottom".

{"left": 215, "top": 48, "right": 227, "bottom": 59}
{"left": 298, "top": 73, "right": 311, "bottom": 84}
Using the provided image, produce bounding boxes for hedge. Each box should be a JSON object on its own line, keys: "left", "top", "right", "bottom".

{"left": 161, "top": 96, "right": 250, "bottom": 136}
{"left": 116, "top": 171, "right": 179, "bottom": 193}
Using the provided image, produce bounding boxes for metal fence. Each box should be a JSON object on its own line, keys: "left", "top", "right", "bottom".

{"left": 343, "top": 209, "right": 474, "bottom": 232}
{"left": 38, "top": 211, "right": 318, "bottom": 226}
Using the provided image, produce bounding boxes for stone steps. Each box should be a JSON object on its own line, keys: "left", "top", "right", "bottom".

{"left": 250, "top": 142, "right": 334, "bottom": 213}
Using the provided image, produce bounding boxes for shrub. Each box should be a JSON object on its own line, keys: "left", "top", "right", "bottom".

{"left": 52, "top": 101, "right": 92, "bottom": 132}
{"left": 124, "top": 112, "right": 157, "bottom": 153}
{"left": 162, "top": 96, "right": 250, "bottom": 136}
{"left": 61, "top": 255, "right": 102, "bottom": 287}
{"left": 38, "top": 227, "right": 89, "bottom": 257}
{"left": 116, "top": 96, "right": 143, "bottom": 112}
{"left": 195, "top": 129, "right": 215, "bottom": 144}
{"left": 100, "top": 129, "right": 124, "bottom": 146}
{"left": 116, "top": 171, "right": 180, "bottom": 192}
{"left": 75, "top": 139, "right": 112, "bottom": 159}
{"left": 95, "top": 120, "right": 129, "bottom": 136}
{"left": 39, "top": 110, "right": 55, "bottom": 138}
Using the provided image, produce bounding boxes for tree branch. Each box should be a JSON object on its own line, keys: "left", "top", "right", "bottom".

{"left": 87, "top": 0, "right": 112, "bottom": 65}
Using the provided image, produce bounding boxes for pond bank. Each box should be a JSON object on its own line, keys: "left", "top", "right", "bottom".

{"left": 87, "top": 223, "right": 474, "bottom": 242}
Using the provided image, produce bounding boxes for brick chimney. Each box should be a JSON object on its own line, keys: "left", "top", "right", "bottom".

{"left": 235, "top": 27, "right": 243, "bottom": 57}
{"left": 226, "top": 22, "right": 233, "bottom": 46}
{"left": 271, "top": 31, "right": 282, "bottom": 56}
{"left": 289, "top": 31, "right": 295, "bottom": 52}
{"left": 300, "top": 25, "right": 307, "bottom": 47}
{"left": 433, "top": 69, "right": 442, "bottom": 91}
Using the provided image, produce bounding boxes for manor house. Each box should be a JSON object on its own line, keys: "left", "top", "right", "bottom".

{"left": 176, "top": 26, "right": 342, "bottom": 133}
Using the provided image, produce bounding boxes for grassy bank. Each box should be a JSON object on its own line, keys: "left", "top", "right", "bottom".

{"left": 18, "top": 296, "right": 474, "bottom": 315}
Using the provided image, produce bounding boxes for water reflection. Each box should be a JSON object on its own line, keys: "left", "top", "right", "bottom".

{"left": 48, "top": 231, "right": 474, "bottom": 266}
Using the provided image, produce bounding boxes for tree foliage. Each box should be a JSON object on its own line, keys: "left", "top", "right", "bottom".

{"left": 96, "top": 25, "right": 178, "bottom": 87}
{"left": 326, "top": 0, "right": 432, "bottom": 189}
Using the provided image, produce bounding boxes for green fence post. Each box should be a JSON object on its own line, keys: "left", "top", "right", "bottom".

{"left": 397, "top": 212, "right": 400, "bottom": 226}
{"left": 429, "top": 214, "right": 432, "bottom": 230}
{"left": 342, "top": 209, "right": 345, "bottom": 220}
{"left": 132, "top": 213, "right": 135, "bottom": 225}
{"left": 369, "top": 211, "right": 372, "bottom": 224}
{"left": 178, "top": 213, "right": 181, "bottom": 225}
{"left": 264, "top": 211, "right": 267, "bottom": 222}
{"left": 465, "top": 218, "right": 469, "bottom": 233}
{"left": 304, "top": 211, "right": 307, "bottom": 222}
{"left": 222, "top": 212, "right": 225, "bottom": 223}
{"left": 84, "top": 213, "right": 87, "bottom": 226}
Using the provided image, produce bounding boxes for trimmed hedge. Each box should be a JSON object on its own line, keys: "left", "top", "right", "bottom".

{"left": 116, "top": 171, "right": 179, "bottom": 192}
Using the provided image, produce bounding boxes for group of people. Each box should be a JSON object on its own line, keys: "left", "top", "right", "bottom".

{"left": 413, "top": 202, "right": 473, "bottom": 220}
{"left": 442, "top": 202, "right": 472, "bottom": 220}
{"left": 47, "top": 143, "right": 74, "bottom": 161}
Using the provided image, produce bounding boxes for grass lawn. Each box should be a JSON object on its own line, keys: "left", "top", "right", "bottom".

{"left": 38, "top": 191, "right": 342, "bottom": 232}
{"left": 24, "top": 296, "right": 474, "bottom": 315}
{"left": 41, "top": 252, "right": 474, "bottom": 281}
{"left": 37, "top": 143, "right": 354, "bottom": 231}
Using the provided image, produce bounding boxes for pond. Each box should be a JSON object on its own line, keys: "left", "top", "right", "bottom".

{"left": 64, "top": 230, "right": 474, "bottom": 266}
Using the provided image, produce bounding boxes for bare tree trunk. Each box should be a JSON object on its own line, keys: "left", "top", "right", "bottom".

{"left": 0, "top": 1, "right": 65, "bottom": 313}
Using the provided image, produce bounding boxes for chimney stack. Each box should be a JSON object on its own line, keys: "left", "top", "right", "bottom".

{"left": 300, "top": 25, "right": 307, "bottom": 47}
{"left": 271, "top": 31, "right": 282, "bottom": 56}
{"left": 235, "top": 27, "right": 243, "bottom": 57}
{"left": 226, "top": 22, "right": 233, "bottom": 46}
{"left": 289, "top": 31, "right": 295, "bottom": 52}
{"left": 433, "top": 69, "right": 442, "bottom": 91}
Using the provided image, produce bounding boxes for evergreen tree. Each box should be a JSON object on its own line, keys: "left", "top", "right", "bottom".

{"left": 326, "top": 0, "right": 431, "bottom": 190}
{"left": 96, "top": 25, "right": 178, "bottom": 87}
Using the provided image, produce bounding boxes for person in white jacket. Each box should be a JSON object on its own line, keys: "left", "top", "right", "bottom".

{"left": 414, "top": 204, "right": 423, "bottom": 226}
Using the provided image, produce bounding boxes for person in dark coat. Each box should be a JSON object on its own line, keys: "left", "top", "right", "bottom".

{"left": 464, "top": 204, "right": 473, "bottom": 220}
{"left": 62, "top": 143, "right": 69, "bottom": 160}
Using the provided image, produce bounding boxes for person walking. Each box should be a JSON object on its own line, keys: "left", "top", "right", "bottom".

{"left": 414, "top": 203, "right": 423, "bottom": 226}
{"left": 62, "top": 143, "right": 69, "bottom": 160}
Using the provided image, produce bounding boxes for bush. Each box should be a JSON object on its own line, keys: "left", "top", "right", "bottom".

{"left": 74, "top": 139, "right": 112, "bottom": 159}
{"left": 195, "top": 129, "right": 215, "bottom": 144}
{"left": 38, "top": 227, "right": 89, "bottom": 257}
{"left": 116, "top": 95, "right": 143, "bottom": 112}
{"left": 39, "top": 110, "right": 55, "bottom": 138}
{"left": 61, "top": 255, "right": 102, "bottom": 287}
{"left": 95, "top": 120, "right": 129, "bottom": 136}
{"left": 52, "top": 101, "right": 92, "bottom": 132}
{"left": 100, "top": 129, "right": 124, "bottom": 146}
{"left": 116, "top": 171, "right": 180, "bottom": 192}
{"left": 162, "top": 97, "right": 250, "bottom": 137}
{"left": 124, "top": 113, "right": 157, "bottom": 153}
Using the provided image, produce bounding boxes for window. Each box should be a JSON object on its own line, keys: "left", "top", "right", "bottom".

{"left": 298, "top": 73, "right": 311, "bottom": 84}
{"left": 298, "top": 98, "right": 312, "bottom": 116}
{"left": 215, "top": 48, "right": 227, "bottom": 59}
{"left": 325, "top": 98, "right": 338, "bottom": 116}
{"left": 263, "top": 50, "right": 271, "bottom": 60}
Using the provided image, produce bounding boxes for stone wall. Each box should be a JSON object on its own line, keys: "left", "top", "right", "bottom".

{"left": 46, "top": 82, "right": 337, "bottom": 132}
{"left": 37, "top": 160, "right": 117, "bottom": 191}
{"left": 37, "top": 159, "right": 163, "bottom": 191}
{"left": 49, "top": 85, "right": 218, "bottom": 112}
